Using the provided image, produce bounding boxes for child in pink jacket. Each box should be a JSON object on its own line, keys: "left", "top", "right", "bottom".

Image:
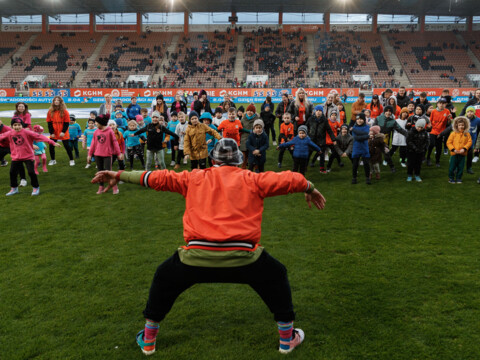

{"left": 87, "top": 115, "right": 123, "bottom": 194}
{"left": 0, "top": 117, "right": 60, "bottom": 196}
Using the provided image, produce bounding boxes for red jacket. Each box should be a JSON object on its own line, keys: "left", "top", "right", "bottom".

{"left": 46, "top": 109, "right": 70, "bottom": 140}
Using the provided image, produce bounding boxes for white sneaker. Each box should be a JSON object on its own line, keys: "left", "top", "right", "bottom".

{"left": 473, "top": 156, "right": 479, "bottom": 163}
{"left": 69, "top": 160, "right": 75, "bottom": 166}
{"left": 19, "top": 179, "right": 27, "bottom": 187}
{"left": 400, "top": 162, "right": 406, "bottom": 168}
{"left": 48, "top": 160, "right": 56, "bottom": 165}
{"left": 6, "top": 187, "right": 19, "bottom": 196}
{"left": 31, "top": 187, "right": 40, "bottom": 196}
{"left": 382, "top": 160, "right": 387, "bottom": 166}
{"left": 85, "top": 163, "right": 91, "bottom": 168}
{"left": 272, "top": 141, "right": 277, "bottom": 146}
{"left": 183, "top": 158, "right": 188, "bottom": 164}
{"left": 278, "top": 328, "right": 305, "bottom": 354}
{"left": 170, "top": 161, "right": 176, "bottom": 166}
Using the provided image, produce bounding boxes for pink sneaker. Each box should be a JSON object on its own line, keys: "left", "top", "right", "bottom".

{"left": 96, "top": 186, "right": 104, "bottom": 194}
{"left": 112, "top": 185, "right": 119, "bottom": 195}
{"left": 279, "top": 328, "right": 305, "bottom": 354}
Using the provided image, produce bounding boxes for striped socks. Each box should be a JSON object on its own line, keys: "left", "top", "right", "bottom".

{"left": 277, "top": 321, "right": 294, "bottom": 352}
{"left": 144, "top": 319, "right": 159, "bottom": 342}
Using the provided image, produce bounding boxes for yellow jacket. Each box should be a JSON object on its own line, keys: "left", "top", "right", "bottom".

{"left": 447, "top": 131, "right": 472, "bottom": 156}
{"left": 184, "top": 123, "right": 221, "bottom": 160}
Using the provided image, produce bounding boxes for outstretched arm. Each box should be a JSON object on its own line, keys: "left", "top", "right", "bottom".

{"left": 305, "top": 188, "right": 326, "bottom": 210}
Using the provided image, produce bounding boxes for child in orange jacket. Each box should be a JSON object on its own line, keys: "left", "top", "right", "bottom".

{"left": 447, "top": 117, "right": 472, "bottom": 184}
{"left": 277, "top": 112, "right": 294, "bottom": 167}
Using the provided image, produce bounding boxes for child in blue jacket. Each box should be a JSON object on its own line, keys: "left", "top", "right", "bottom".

{"left": 278, "top": 125, "right": 321, "bottom": 175}
{"left": 351, "top": 113, "right": 371, "bottom": 185}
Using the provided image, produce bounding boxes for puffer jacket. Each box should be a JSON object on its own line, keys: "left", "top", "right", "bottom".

{"left": 447, "top": 131, "right": 472, "bottom": 156}
{"left": 334, "top": 133, "right": 353, "bottom": 156}
{"left": 351, "top": 123, "right": 370, "bottom": 158}
{"left": 306, "top": 115, "right": 335, "bottom": 147}
{"left": 246, "top": 131, "right": 269, "bottom": 164}
{"left": 184, "top": 123, "right": 221, "bottom": 160}
{"left": 406, "top": 128, "right": 429, "bottom": 154}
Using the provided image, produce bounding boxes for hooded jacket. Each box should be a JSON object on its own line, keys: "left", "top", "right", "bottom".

{"left": 305, "top": 114, "right": 335, "bottom": 147}
{"left": 374, "top": 113, "right": 407, "bottom": 137}
{"left": 184, "top": 123, "right": 221, "bottom": 160}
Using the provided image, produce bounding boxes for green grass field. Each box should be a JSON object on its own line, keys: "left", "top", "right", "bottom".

{"left": 1, "top": 102, "right": 479, "bottom": 360}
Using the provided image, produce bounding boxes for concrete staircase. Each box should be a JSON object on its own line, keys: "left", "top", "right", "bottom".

{"left": 73, "top": 34, "right": 109, "bottom": 87}
{"left": 307, "top": 35, "right": 319, "bottom": 87}
{"left": 0, "top": 34, "right": 38, "bottom": 84}
{"left": 151, "top": 33, "right": 180, "bottom": 86}
{"left": 380, "top": 34, "right": 411, "bottom": 87}
{"left": 233, "top": 34, "right": 245, "bottom": 82}
{"left": 455, "top": 33, "right": 480, "bottom": 86}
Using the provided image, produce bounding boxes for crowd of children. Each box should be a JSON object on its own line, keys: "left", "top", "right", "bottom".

{"left": 1, "top": 89, "right": 480, "bottom": 195}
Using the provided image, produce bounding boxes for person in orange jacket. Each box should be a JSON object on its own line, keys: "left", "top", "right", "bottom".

{"left": 446, "top": 117, "right": 472, "bottom": 184}
{"left": 46, "top": 96, "right": 75, "bottom": 166}
{"left": 91, "top": 138, "right": 326, "bottom": 356}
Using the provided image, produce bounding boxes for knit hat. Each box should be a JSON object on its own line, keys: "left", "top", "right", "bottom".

{"left": 356, "top": 113, "right": 366, "bottom": 121}
{"left": 135, "top": 114, "right": 144, "bottom": 123}
{"left": 384, "top": 105, "right": 394, "bottom": 113}
{"left": 253, "top": 119, "right": 264, "bottom": 128}
{"left": 151, "top": 111, "right": 161, "bottom": 118}
{"left": 246, "top": 104, "right": 256, "bottom": 113}
{"left": 314, "top": 105, "right": 324, "bottom": 112}
{"left": 189, "top": 110, "right": 199, "bottom": 120}
{"left": 200, "top": 112, "right": 213, "bottom": 121}
{"left": 69, "top": 114, "right": 76, "bottom": 121}
{"left": 209, "top": 138, "right": 243, "bottom": 166}
{"left": 107, "top": 120, "right": 116, "bottom": 126}
{"left": 215, "top": 107, "right": 223, "bottom": 114}
{"left": 341, "top": 124, "right": 349, "bottom": 131}
{"left": 298, "top": 125, "right": 308, "bottom": 134}
{"left": 237, "top": 106, "right": 245, "bottom": 112}
{"left": 90, "top": 110, "right": 98, "bottom": 116}
{"left": 370, "top": 125, "right": 381, "bottom": 135}
{"left": 33, "top": 124, "right": 43, "bottom": 133}
{"left": 330, "top": 109, "right": 338, "bottom": 115}
{"left": 95, "top": 115, "right": 108, "bottom": 126}
{"left": 415, "top": 104, "right": 425, "bottom": 114}
{"left": 156, "top": 94, "right": 164, "bottom": 101}
{"left": 115, "top": 110, "right": 123, "bottom": 116}
{"left": 466, "top": 106, "right": 476, "bottom": 113}
{"left": 416, "top": 119, "right": 426, "bottom": 128}
{"left": 11, "top": 116, "right": 23, "bottom": 126}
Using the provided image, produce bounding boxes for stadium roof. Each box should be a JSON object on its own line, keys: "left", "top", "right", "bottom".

{"left": 1, "top": 0, "right": 480, "bottom": 18}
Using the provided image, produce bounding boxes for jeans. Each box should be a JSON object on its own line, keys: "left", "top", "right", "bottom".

{"left": 69, "top": 139, "right": 79, "bottom": 158}
{"left": 146, "top": 149, "right": 165, "bottom": 170}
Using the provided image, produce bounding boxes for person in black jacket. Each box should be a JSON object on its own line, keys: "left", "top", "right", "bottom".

{"left": 134, "top": 111, "right": 179, "bottom": 170}
{"left": 406, "top": 118, "right": 429, "bottom": 182}
{"left": 275, "top": 93, "right": 292, "bottom": 132}
{"left": 246, "top": 119, "right": 269, "bottom": 172}
{"left": 260, "top": 103, "right": 277, "bottom": 145}
{"left": 396, "top": 87, "right": 410, "bottom": 109}
{"left": 152, "top": 94, "right": 169, "bottom": 122}
{"left": 170, "top": 93, "right": 187, "bottom": 115}
{"left": 193, "top": 89, "right": 213, "bottom": 116}
{"left": 306, "top": 105, "right": 335, "bottom": 172}
{"left": 460, "top": 89, "right": 480, "bottom": 116}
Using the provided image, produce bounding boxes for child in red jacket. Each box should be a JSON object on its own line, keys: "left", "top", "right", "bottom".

{"left": 277, "top": 112, "right": 294, "bottom": 168}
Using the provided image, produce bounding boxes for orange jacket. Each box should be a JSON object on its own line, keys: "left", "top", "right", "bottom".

{"left": 326, "top": 120, "right": 341, "bottom": 145}
{"left": 279, "top": 122, "right": 294, "bottom": 143}
{"left": 447, "top": 131, "right": 472, "bottom": 156}
{"left": 430, "top": 109, "right": 451, "bottom": 135}
{"left": 351, "top": 100, "right": 367, "bottom": 120}
{"left": 367, "top": 103, "right": 383, "bottom": 119}
{"left": 46, "top": 109, "right": 70, "bottom": 140}
{"left": 140, "top": 167, "right": 309, "bottom": 249}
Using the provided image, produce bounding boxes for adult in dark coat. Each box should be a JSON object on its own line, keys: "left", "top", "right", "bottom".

{"left": 275, "top": 93, "right": 292, "bottom": 131}
{"left": 193, "top": 89, "right": 214, "bottom": 116}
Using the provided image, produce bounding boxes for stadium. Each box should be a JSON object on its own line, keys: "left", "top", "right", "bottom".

{"left": 1, "top": 1, "right": 480, "bottom": 359}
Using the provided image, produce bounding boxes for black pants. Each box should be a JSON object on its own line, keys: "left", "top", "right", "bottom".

{"left": 1, "top": 147, "right": 26, "bottom": 179}
{"left": 352, "top": 156, "right": 371, "bottom": 179}
{"left": 10, "top": 160, "right": 38, "bottom": 188}
{"left": 278, "top": 147, "right": 293, "bottom": 164}
{"left": 390, "top": 145, "right": 407, "bottom": 163}
{"left": 407, "top": 151, "right": 423, "bottom": 176}
{"left": 127, "top": 145, "right": 145, "bottom": 169}
{"left": 49, "top": 140, "right": 73, "bottom": 161}
{"left": 143, "top": 251, "right": 295, "bottom": 323}
{"left": 170, "top": 140, "right": 177, "bottom": 162}
{"left": 326, "top": 145, "right": 342, "bottom": 169}
{"left": 249, "top": 160, "right": 265, "bottom": 173}
{"left": 293, "top": 157, "right": 308, "bottom": 175}
{"left": 264, "top": 123, "right": 276, "bottom": 143}
{"left": 191, "top": 158, "right": 207, "bottom": 169}
{"left": 176, "top": 149, "right": 185, "bottom": 164}
{"left": 112, "top": 155, "right": 125, "bottom": 171}
{"left": 427, "top": 134, "right": 442, "bottom": 164}
{"left": 466, "top": 147, "right": 474, "bottom": 170}
{"left": 95, "top": 156, "right": 112, "bottom": 186}
{"left": 308, "top": 148, "right": 323, "bottom": 168}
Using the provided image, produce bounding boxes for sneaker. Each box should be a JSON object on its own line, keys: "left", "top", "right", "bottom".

{"left": 174, "top": 164, "right": 180, "bottom": 170}
{"left": 96, "top": 186, "right": 104, "bottom": 194}
{"left": 382, "top": 160, "right": 387, "bottom": 166}
{"left": 359, "top": 161, "right": 364, "bottom": 166}
{"left": 19, "top": 179, "right": 27, "bottom": 187}
{"left": 170, "top": 161, "right": 176, "bottom": 167}
{"left": 167, "top": 149, "right": 172, "bottom": 154}
{"left": 6, "top": 187, "right": 18, "bottom": 196}
{"left": 435, "top": 163, "right": 440, "bottom": 168}
{"left": 456, "top": 179, "right": 463, "bottom": 184}
{"left": 183, "top": 158, "right": 188, "bottom": 164}
{"left": 326, "top": 168, "right": 331, "bottom": 173}
{"left": 324, "top": 155, "right": 329, "bottom": 161}
{"left": 351, "top": 178, "right": 358, "bottom": 184}
{"left": 415, "top": 176, "right": 422, "bottom": 182}
{"left": 69, "top": 160, "right": 75, "bottom": 166}
{"left": 467, "top": 168, "right": 474, "bottom": 174}
{"left": 366, "top": 177, "right": 371, "bottom": 185}
{"left": 112, "top": 185, "right": 119, "bottom": 195}
{"left": 85, "top": 163, "right": 91, "bottom": 169}
{"left": 426, "top": 159, "right": 432, "bottom": 166}
{"left": 278, "top": 162, "right": 282, "bottom": 168}
{"left": 0, "top": 160, "right": 7, "bottom": 166}
{"left": 448, "top": 179, "right": 456, "bottom": 184}
{"left": 443, "top": 149, "right": 448, "bottom": 155}
{"left": 272, "top": 141, "right": 277, "bottom": 146}
{"left": 48, "top": 160, "right": 56, "bottom": 165}
{"left": 400, "top": 162, "right": 406, "bottom": 168}
{"left": 136, "top": 330, "right": 156, "bottom": 356}
{"left": 477, "top": 177, "right": 480, "bottom": 184}
{"left": 319, "top": 168, "right": 327, "bottom": 174}
{"left": 31, "top": 187, "right": 40, "bottom": 196}
{"left": 406, "top": 176, "right": 413, "bottom": 182}
{"left": 473, "top": 156, "right": 479, "bottom": 163}
{"left": 279, "top": 328, "right": 305, "bottom": 354}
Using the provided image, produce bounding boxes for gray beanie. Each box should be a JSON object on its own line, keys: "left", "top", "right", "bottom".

{"left": 253, "top": 119, "right": 264, "bottom": 128}
{"left": 416, "top": 119, "right": 426, "bottom": 128}
{"left": 209, "top": 138, "right": 244, "bottom": 166}
{"left": 298, "top": 125, "right": 308, "bottom": 134}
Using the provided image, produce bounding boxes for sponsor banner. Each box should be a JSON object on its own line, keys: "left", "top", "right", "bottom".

{"left": 373, "top": 88, "right": 478, "bottom": 98}
{"left": 143, "top": 24, "right": 184, "bottom": 32}
{"left": 29, "top": 89, "right": 70, "bottom": 97}
{"left": 95, "top": 24, "right": 137, "bottom": 32}
{"left": 1, "top": 24, "right": 42, "bottom": 32}
{"left": 49, "top": 24, "right": 90, "bottom": 32}
{"left": 424, "top": 24, "right": 466, "bottom": 32}
{"left": 331, "top": 24, "right": 372, "bottom": 32}
{"left": 0, "top": 89, "right": 16, "bottom": 97}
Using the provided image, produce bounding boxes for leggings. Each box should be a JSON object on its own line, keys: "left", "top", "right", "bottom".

{"left": 352, "top": 156, "right": 371, "bottom": 179}
{"left": 10, "top": 160, "right": 38, "bottom": 188}
{"left": 95, "top": 156, "right": 112, "bottom": 186}
{"left": 34, "top": 154, "right": 48, "bottom": 173}
{"left": 143, "top": 250, "right": 295, "bottom": 323}
{"left": 264, "top": 123, "right": 276, "bottom": 143}
{"left": 191, "top": 158, "right": 207, "bottom": 169}
{"left": 49, "top": 140, "right": 73, "bottom": 161}
{"left": 112, "top": 155, "right": 125, "bottom": 171}
{"left": 146, "top": 149, "right": 165, "bottom": 170}
{"left": 176, "top": 149, "right": 185, "bottom": 164}
{"left": 127, "top": 145, "right": 145, "bottom": 169}
{"left": 1, "top": 146, "right": 26, "bottom": 180}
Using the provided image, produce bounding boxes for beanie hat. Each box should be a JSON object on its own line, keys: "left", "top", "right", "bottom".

{"left": 115, "top": 110, "right": 123, "bottom": 116}
{"left": 341, "top": 124, "right": 349, "bottom": 130}
{"left": 330, "top": 109, "right": 338, "bottom": 115}
{"left": 90, "top": 110, "right": 98, "bottom": 116}
{"left": 33, "top": 124, "right": 44, "bottom": 133}
{"left": 253, "top": 119, "right": 264, "bottom": 128}
{"left": 69, "top": 114, "right": 76, "bottom": 121}
{"left": 237, "top": 106, "right": 245, "bottom": 112}
{"left": 11, "top": 116, "right": 23, "bottom": 126}
{"left": 315, "top": 105, "right": 324, "bottom": 112}
{"left": 200, "top": 112, "right": 213, "bottom": 121}
{"left": 356, "top": 112, "right": 366, "bottom": 121}
{"left": 107, "top": 120, "right": 116, "bottom": 127}
{"left": 298, "top": 125, "right": 308, "bottom": 134}
{"left": 95, "top": 115, "right": 108, "bottom": 126}
{"left": 189, "top": 110, "right": 199, "bottom": 120}
{"left": 466, "top": 106, "right": 476, "bottom": 113}
{"left": 209, "top": 138, "right": 244, "bottom": 166}
{"left": 156, "top": 94, "right": 164, "bottom": 101}
{"left": 384, "top": 105, "right": 394, "bottom": 113}
{"left": 370, "top": 125, "right": 381, "bottom": 135}
{"left": 246, "top": 104, "right": 256, "bottom": 113}
{"left": 151, "top": 111, "right": 161, "bottom": 118}
{"left": 416, "top": 119, "right": 426, "bottom": 128}
{"left": 135, "top": 114, "right": 144, "bottom": 123}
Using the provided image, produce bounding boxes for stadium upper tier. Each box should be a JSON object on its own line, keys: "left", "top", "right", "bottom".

{"left": 1, "top": 30, "right": 480, "bottom": 89}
